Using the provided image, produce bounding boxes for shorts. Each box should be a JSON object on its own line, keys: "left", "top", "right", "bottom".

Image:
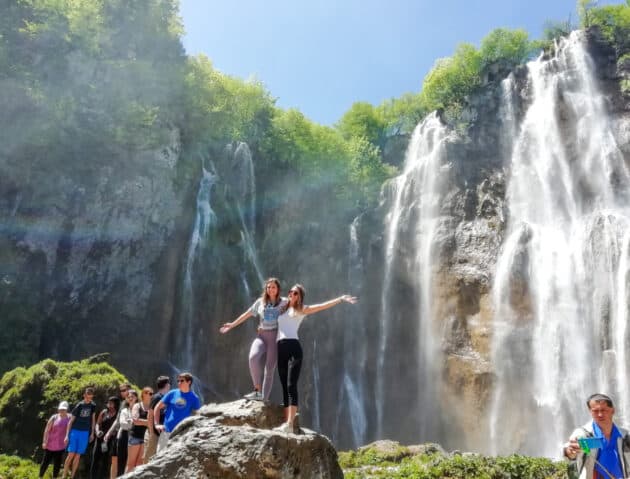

{"left": 111, "top": 430, "right": 128, "bottom": 458}
{"left": 128, "top": 435, "right": 144, "bottom": 446}
{"left": 67, "top": 429, "right": 90, "bottom": 454}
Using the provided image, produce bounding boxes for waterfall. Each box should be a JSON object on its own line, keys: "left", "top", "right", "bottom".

{"left": 376, "top": 112, "right": 453, "bottom": 440}
{"left": 333, "top": 216, "right": 368, "bottom": 447}
{"left": 490, "top": 31, "right": 630, "bottom": 456}
{"left": 228, "top": 142, "right": 264, "bottom": 289}
{"left": 178, "top": 167, "right": 218, "bottom": 371}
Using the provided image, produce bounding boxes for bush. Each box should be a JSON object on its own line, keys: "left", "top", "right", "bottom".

{"left": 0, "top": 356, "right": 133, "bottom": 457}
{"left": 339, "top": 445, "right": 570, "bottom": 479}
{"left": 0, "top": 454, "right": 41, "bottom": 479}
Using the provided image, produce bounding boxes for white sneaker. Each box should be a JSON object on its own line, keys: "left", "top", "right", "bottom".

{"left": 243, "top": 390, "right": 263, "bottom": 401}
{"left": 273, "top": 422, "right": 291, "bottom": 433}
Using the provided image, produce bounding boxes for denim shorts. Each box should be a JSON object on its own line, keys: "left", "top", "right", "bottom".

{"left": 128, "top": 435, "right": 144, "bottom": 446}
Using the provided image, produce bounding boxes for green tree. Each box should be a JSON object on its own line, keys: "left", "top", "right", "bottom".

{"left": 0, "top": 356, "right": 133, "bottom": 457}
{"left": 420, "top": 43, "right": 482, "bottom": 114}
{"left": 182, "top": 55, "right": 274, "bottom": 149}
{"left": 588, "top": 3, "right": 630, "bottom": 52}
{"left": 336, "top": 102, "right": 387, "bottom": 149}
{"left": 377, "top": 92, "right": 428, "bottom": 136}
{"left": 578, "top": 0, "right": 598, "bottom": 27}
{"left": 479, "top": 28, "right": 534, "bottom": 68}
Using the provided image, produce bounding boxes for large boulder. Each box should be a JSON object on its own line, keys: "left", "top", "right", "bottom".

{"left": 123, "top": 399, "right": 344, "bottom": 479}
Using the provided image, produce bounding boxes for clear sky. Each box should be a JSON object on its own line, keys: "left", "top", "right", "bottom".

{"left": 179, "top": 0, "right": 624, "bottom": 126}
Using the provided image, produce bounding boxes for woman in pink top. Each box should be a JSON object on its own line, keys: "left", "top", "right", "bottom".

{"left": 39, "top": 401, "right": 71, "bottom": 478}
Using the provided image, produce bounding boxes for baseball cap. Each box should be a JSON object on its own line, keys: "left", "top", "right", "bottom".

{"left": 58, "top": 401, "right": 69, "bottom": 410}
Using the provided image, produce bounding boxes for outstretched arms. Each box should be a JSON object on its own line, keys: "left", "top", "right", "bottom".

{"left": 219, "top": 309, "right": 254, "bottom": 334}
{"left": 302, "top": 295, "right": 358, "bottom": 315}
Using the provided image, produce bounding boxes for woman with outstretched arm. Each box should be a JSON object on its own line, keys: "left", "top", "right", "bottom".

{"left": 273, "top": 284, "right": 357, "bottom": 433}
{"left": 219, "top": 277, "right": 287, "bottom": 401}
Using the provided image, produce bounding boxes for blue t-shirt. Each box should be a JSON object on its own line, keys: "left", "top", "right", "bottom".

{"left": 249, "top": 297, "right": 287, "bottom": 330}
{"left": 161, "top": 389, "right": 201, "bottom": 433}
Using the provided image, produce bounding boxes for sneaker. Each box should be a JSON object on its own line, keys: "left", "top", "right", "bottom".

{"left": 273, "top": 422, "right": 291, "bottom": 433}
{"left": 291, "top": 413, "right": 301, "bottom": 434}
{"left": 243, "top": 390, "right": 263, "bottom": 401}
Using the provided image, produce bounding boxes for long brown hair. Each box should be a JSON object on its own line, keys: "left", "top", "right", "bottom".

{"left": 262, "top": 277, "right": 281, "bottom": 306}
{"left": 287, "top": 284, "right": 305, "bottom": 312}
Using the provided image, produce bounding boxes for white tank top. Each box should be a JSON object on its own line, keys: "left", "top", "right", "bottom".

{"left": 276, "top": 307, "right": 307, "bottom": 341}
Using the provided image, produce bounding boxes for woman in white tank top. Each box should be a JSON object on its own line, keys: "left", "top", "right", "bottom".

{"left": 274, "top": 283, "right": 357, "bottom": 433}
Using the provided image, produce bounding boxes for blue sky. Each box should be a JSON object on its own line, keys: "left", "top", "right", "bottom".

{"left": 180, "top": 0, "right": 624, "bottom": 125}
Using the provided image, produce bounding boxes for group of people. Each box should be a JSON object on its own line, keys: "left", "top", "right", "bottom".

{"left": 39, "top": 373, "right": 200, "bottom": 479}
{"left": 220, "top": 277, "right": 357, "bottom": 433}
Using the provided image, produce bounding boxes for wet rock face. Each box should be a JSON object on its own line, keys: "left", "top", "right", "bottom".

{"left": 124, "top": 400, "right": 343, "bottom": 479}
{"left": 0, "top": 129, "right": 194, "bottom": 373}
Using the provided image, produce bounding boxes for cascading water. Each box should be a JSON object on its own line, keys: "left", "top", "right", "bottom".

{"left": 228, "top": 142, "right": 264, "bottom": 289}
{"left": 333, "top": 216, "right": 368, "bottom": 447}
{"left": 177, "top": 166, "right": 218, "bottom": 371}
{"left": 490, "top": 31, "right": 630, "bottom": 456}
{"left": 376, "top": 112, "right": 453, "bottom": 440}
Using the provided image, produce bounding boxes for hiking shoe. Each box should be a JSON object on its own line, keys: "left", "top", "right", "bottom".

{"left": 291, "top": 413, "right": 301, "bottom": 434}
{"left": 243, "top": 390, "right": 263, "bottom": 400}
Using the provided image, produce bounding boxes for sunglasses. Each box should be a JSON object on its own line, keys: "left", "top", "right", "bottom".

{"left": 143, "top": 391, "right": 153, "bottom": 395}
{"left": 288, "top": 290, "right": 299, "bottom": 296}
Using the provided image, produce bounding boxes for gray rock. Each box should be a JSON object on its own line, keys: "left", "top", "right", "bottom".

{"left": 122, "top": 400, "right": 343, "bottom": 479}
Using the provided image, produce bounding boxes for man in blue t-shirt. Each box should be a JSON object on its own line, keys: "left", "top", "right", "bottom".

{"left": 564, "top": 393, "right": 630, "bottom": 479}
{"left": 153, "top": 372, "right": 201, "bottom": 452}
{"left": 62, "top": 387, "right": 97, "bottom": 479}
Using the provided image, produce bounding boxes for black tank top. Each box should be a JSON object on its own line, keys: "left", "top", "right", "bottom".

{"left": 101, "top": 409, "right": 116, "bottom": 436}
{"left": 130, "top": 404, "right": 148, "bottom": 439}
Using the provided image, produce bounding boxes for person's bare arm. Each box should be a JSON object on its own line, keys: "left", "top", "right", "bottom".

{"left": 153, "top": 400, "right": 166, "bottom": 433}
{"left": 302, "top": 295, "right": 358, "bottom": 315}
{"left": 219, "top": 309, "right": 254, "bottom": 333}
{"left": 42, "top": 416, "right": 54, "bottom": 449}
{"left": 64, "top": 415, "right": 76, "bottom": 444}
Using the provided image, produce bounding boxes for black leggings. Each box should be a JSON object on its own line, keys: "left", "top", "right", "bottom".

{"left": 277, "top": 339, "right": 303, "bottom": 407}
{"left": 39, "top": 449, "right": 64, "bottom": 478}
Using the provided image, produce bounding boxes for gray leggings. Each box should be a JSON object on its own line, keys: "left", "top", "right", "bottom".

{"left": 248, "top": 329, "right": 278, "bottom": 400}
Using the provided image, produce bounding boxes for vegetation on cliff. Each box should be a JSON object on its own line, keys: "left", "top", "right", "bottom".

{"left": 0, "top": 355, "right": 133, "bottom": 457}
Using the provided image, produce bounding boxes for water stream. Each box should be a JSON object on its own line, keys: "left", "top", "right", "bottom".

{"left": 490, "top": 31, "right": 630, "bottom": 456}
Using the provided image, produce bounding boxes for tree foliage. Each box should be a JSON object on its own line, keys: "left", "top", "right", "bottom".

{"left": 478, "top": 28, "right": 534, "bottom": 68}
{"left": 587, "top": 2, "right": 630, "bottom": 53}
{"left": 0, "top": 0, "right": 186, "bottom": 159}
{"left": 0, "top": 356, "right": 133, "bottom": 457}
{"left": 182, "top": 55, "right": 274, "bottom": 148}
